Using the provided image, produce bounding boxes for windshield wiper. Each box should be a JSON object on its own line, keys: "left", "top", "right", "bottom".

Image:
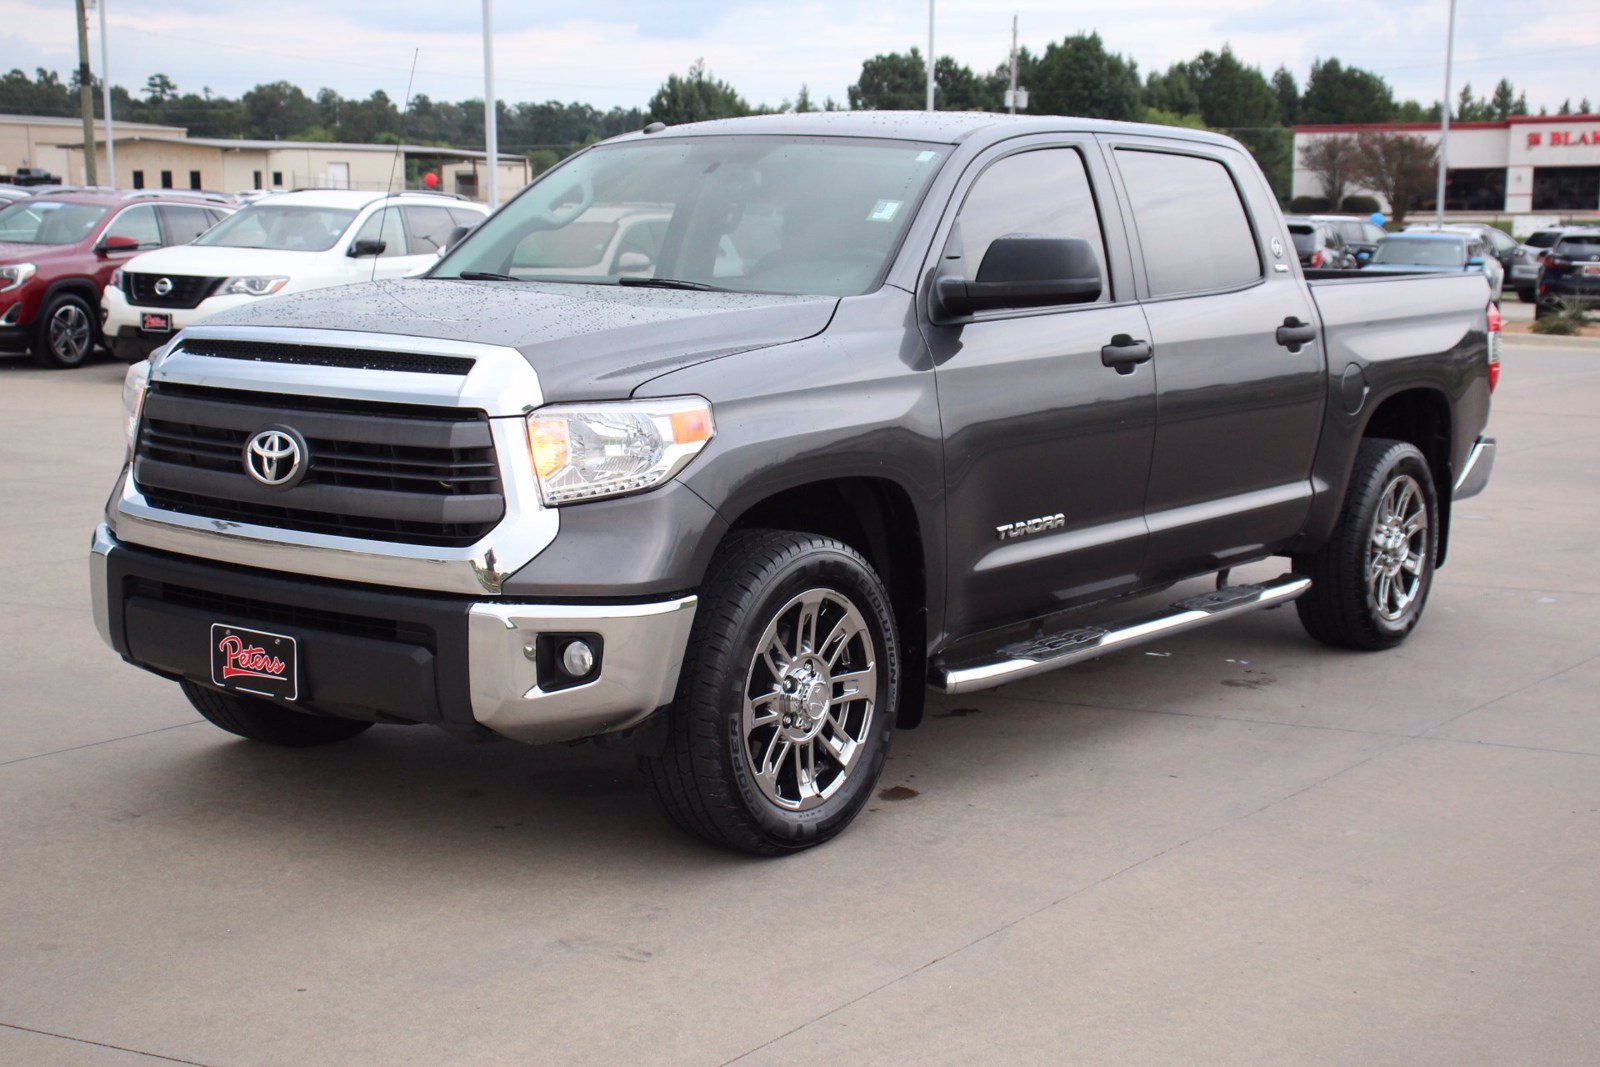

{"left": 616, "top": 276, "right": 728, "bottom": 292}
{"left": 455, "top": 270, "right": 519, "bottom": 281}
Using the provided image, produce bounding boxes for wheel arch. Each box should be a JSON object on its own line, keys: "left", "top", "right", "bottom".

{"left": 1357, "top": 385, "right": 1455, "bottom": 565}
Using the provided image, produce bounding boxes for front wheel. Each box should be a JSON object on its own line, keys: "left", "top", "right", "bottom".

{"left": 1294, "top": 438, "right": 1439, "bottom": 650}
{"left": 641, "top": 530, "right": 899, "bottom": 855}
{"left": 30, "top": 292, "right": 98, "bottom": 368}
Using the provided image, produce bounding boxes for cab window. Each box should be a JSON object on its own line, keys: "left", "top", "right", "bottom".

{"left": 103, "top": 205, "right": 162, "bottom": 250}
{"left": 353, "top": 208, "right": 406, "bottom": 257}
{"left": 1115, "top": 149, "right": 1262, "bottom": 296}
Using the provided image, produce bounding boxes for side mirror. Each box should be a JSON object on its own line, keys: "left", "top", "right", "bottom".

{"left": 349, "top": 239, "right": 386, "bottom": 258}
{"left": 443, "top": 224, "right": 472, "bottom": 253}
{"left": 615, "top": 251, "right": 652, "bottom": 273}
{"left": 98, "top": 234, "right": 139, "bottom": 254}
{"left": 934, "top": 235, "right": 1102, "bottom": 319}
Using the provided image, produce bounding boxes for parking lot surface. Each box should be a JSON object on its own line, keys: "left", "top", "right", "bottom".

{"left": 2, "top": 338, "right": 1597, "bottom": 1066}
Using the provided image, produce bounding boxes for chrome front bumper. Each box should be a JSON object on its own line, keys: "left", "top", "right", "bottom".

{"left": 92, "top": 525, "right": 697, "bottom": 746}
{"left": 1453, "top": 437, "right": 1495, "bottom": 500}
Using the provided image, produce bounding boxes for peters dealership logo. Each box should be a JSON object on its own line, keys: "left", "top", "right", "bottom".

{"left": 216, "top": 633, "right": 288, "bottom": 683}
{"left": 1527, "top": 129, "right": 1600, "bottom": 148}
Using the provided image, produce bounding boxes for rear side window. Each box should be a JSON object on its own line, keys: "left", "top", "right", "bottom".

{"left": 402, "top": 205, "right": 458, "bottom": 254}
{"left": 946, "top": 147, "right": 1110, "bottom": 303}
{"left": 1115, "top": 149, "right": 1261, "bottom": 296}
{"left": 159, "top": 205, "right": 215, "bottom": 245}
{"left": 103, "top": 205, "right": 163, "bottom": 250}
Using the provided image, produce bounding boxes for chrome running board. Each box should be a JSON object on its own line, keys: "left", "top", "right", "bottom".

{"left": 931, "top": 574, "right": 1311, "bottom": 695}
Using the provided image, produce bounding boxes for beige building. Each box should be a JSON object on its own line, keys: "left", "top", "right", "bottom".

{"left": 1, "top": 114, "right": 528, "bottom": 202}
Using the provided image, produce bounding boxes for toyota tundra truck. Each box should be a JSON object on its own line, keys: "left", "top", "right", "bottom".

{"left": 91, "top": 113, "right": 1498, "bottom": 855}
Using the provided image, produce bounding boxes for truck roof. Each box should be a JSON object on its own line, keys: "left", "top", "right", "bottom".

{"left": 611, "top": 110, "right": 1242, "bottom": 151}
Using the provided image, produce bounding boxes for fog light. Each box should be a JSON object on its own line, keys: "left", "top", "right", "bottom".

{"left": 561, "top": 639, "right": 596, "bottom": 679}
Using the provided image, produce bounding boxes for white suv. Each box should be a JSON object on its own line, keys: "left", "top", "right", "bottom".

{"left": 103, "top": 190, "right": 486, "bottom": 362}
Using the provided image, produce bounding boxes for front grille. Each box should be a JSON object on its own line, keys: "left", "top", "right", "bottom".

{"left": 133, "top": 385, "right": 505, "bottom": 548}
{"left": 124, "top": 273, "right": 222, "bottom": 309}
{"left": 124, "top": 577, "right": 433, "bottom": 647}
{"left": 174, "top": 338, "right": 476, "bottom": 376}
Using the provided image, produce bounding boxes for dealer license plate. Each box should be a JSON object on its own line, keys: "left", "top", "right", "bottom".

{"left": 210, "top": 623, "right": 299, "bottom": 701}
{"left": 141, "top": 312, "right": 172, "bottom": 333}
{"left": 1581, "top": 264, "right": 1600, "bottom": 277}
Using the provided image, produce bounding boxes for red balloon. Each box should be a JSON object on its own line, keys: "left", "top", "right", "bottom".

{"left": 423, "top": 172, "right": 439, "bottom": 188}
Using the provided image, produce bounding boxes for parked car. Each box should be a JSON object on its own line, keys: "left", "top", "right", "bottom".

{"left": 1534, "top": 228, "right": 1600, "bottom": 318}
{"left": 1309, "top": 214, "right": 1387, "bottom": 260}
{"left": 1362, "top": 232, "right": 1504, "bottom": 301}
{"left": 0, "top": 190, "right": 232, "bottom": 367}
{"left": 1510, "top": 227, "right": 1570, "bottom": 303}
{"left": 0, "top": 183, "right": 34, "bottom": 208}
{"left": 93, "top": 112, "right": 1497, "bottom": 855}
{"left": 1405, "top": 222, "right": 1519, "bottom": 278}
{"left": 102, "top": 189, "right": 487, "bottom": 362}
{"left": 1283, "top": 216, "right": 1358, "bottom": 269}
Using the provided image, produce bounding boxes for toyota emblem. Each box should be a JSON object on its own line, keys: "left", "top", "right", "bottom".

{"left": 153, "top": 277, "right": 174, "bottom": 296}
{"left": 244, "top": 427, "right": 307, "bottom": 488}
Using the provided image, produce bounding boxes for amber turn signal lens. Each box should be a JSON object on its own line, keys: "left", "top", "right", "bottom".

{"left": 668, "top": 408, "right": 713, "bottom": 444}
{"left": 527, "top": 417, "right": 571, "bottom": 479}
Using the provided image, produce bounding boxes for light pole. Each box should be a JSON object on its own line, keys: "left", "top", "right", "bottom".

{"left": 482, "top": 0, "right": 499, "bottom": 208}
{"left": 1008, "top": 14, "right": 1019, "bottom": 114}
{"left": 1434, "top": 0, "right": 1456, "bottom": 224}
{"left": 925, "top": 0, "right": 935, "bottom": 111}
{"left": 97, "top": 0, "right": 114, "bottom": 187}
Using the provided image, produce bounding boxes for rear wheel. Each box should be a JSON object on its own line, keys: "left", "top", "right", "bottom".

{"left": 181, "top": 680, "right": 373, "bottom": 746}
{"left": 1294, "top": 438, "right": 1439, "bottom": 651}
{"left": 30, "top": 292, "right": 98, "bottom": 368}
{"left": 1516, "top": 288, "right": 1535, "bottom": 304}
{"left": 641, "top": 530, "right": 899, "bottom": 855}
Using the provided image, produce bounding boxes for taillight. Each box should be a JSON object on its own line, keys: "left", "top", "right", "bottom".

{"left": 1309, "top": 250, "right": 1323, "bottom": 267}
{"left": 1486, "top": 303, "right": 1501, "bottom": 393}
{"left": 1545, "top": 256, "right": 1569, "bottom": 270}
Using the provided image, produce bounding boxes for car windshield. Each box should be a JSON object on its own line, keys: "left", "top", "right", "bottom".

{"left": 0, "top": 200, "right": 109, "bottom": 245}
{"left": 1371, "top": 238, "right": 1466, "bottom": 267}
{"left": 435, "top": 135, "right": 952, "bottom": 297}
{"left": 194, "top": 204, "right": 359, "bottom": 252}
{"left": 1287, "top": 225, "right": 1319, "bottom": 254}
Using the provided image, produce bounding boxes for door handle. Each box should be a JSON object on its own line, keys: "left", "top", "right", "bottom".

{"left": 1276, "top": 317, "right": 1318, "bottom": 349}
{"left": 1101, "top": 334, "right": 1153, "bottom": 374}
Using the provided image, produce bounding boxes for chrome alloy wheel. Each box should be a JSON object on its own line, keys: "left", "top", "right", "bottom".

{"left": 1367, "top": 473, "right": 1428, "bottom": 622}
{"left": 742, "top": 588, "right": 878, "bottom": 812}
{"left": 49, "top": 302, "right": 93, "bottom": 364}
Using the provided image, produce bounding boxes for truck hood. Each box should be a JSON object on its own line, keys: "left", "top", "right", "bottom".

{"left": 191, "top": 278, "right": 838, "bottom": 402}
{"left": 113, "top": 244, "right": 329, "bottom": 277}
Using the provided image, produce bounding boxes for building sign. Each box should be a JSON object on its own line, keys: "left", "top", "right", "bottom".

{"left": 1527, "top": 128, "right": 1600, "bottom": 148}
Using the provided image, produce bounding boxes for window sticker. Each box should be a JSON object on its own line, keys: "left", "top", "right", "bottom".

{"left": 915, "top": 150, "right": 937, "bottom": 163}
{"left": 868, "top": 199, "right": 902, "bottom": 222}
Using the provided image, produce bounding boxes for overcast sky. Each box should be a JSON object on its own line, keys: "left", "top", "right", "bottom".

{"left": 3, "top": 0, "right": 1596, "bottom": 119}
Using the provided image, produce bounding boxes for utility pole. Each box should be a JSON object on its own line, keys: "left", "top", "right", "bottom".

{"left": 1434, "top": 0, "right": 1456, "bottom": 224}
{"left": 97, "top": 0, "right": 114, "bottom": 187}
{"left": 482, "top": 0, "right": 499, "bottom": 208}
{"left": 1008, "top": 14, "right": 1019, "bottom": 114}
{"left": 925, "top": 0, "right": 935, "bottom": 111}
{"left": 74, "top": 0, "right": 97, "bottom": 186}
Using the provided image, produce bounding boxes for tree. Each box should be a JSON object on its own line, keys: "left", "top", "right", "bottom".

{"left": 1488, "top": 79, "right": 1528, "bottom": 119}
{"left": 1300, "top": 134, "right": 1359, "bottom": 208}
{"left": 242, "top": 81, "right": 317, "bottom": 139}
{"left": 1299, "top": 58, "right": 1395, "bottom": 123}
{"left": 847, "top": 49, "right": 999, "bottom": 111}
{"left": 144, "top": 73, "right": 177, "bottom": 103}
{"left": 647, "top": 60, "right": 749, "bottom": 125}
{"left": 793, "top": 84, "right": 816, "bottom": 113}
{"left": 1583, "top": 97, "right": 1595, "bottom": 114}
{"left": 1145, "top": 67, "right": 1199, "bottom": 116}
{"left": 1019, "top": 33, "right": 1142, "bottom": 120}
{"left": 1271, "top": 66, "right": 1299, "bottom": 125}
{"left": 1178, "top": 48, "right": 1291, "bottom": 197}
{"left": 1353, "top": 131, "right": 1437, "bottom": 223}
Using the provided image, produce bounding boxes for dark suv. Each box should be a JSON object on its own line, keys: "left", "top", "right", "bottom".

{"left": 0, "top": 190, "right": 231, "bottom": 367}
{"left": 1536, "top": 228, "right": 1600, "bottom": 318}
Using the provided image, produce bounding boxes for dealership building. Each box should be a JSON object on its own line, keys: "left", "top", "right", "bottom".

{"left": 1293, "top": 114, "right": 1600, "bottom": 215}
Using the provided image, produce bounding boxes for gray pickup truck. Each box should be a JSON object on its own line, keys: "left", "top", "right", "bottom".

{"left": 91, "top": 113, "right": 1498, "bottom": 854}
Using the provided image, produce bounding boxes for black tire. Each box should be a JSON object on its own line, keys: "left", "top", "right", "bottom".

{"left": 1294, "top": 438, "right": 1439, "bottom": 651}
{"left": 641, "top": 530, "right": 900, "bottom": 856}
{"left": 1534, "top": 301, "right": 1550, "bottom": 320}
{"left": 30, "top": 291, "right": 98, "bottom": 368}
{"left": 181, "top": 680, "right": 373, "bottom": 747}
{"left": 1516, "top": 288, "right": 1535, "bottom": 304}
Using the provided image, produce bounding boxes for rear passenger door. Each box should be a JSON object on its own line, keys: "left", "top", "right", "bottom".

{"left": 926, "top": 138, "right": 1156, "bottom": 638}
{"left": 1104, "top": 138, "right": 1326, "bottom": 585}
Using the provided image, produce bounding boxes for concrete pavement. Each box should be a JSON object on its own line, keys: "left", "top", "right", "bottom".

{"left": 1, "top": 339, "right": 1597, "bottom": 1065}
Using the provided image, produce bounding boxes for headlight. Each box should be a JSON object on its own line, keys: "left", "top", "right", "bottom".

{"left": 526, "top": 397, "right": 714, "bottom": 505}
{"left": 218, "top": 276, "right": 289, "bottom": 297}
{"left": 109, "top": 268, "right": 124, "bottom": 290}
{"left": 122, "top": 359, "right": 151, "bottom": 448}
{"left": 0, "top": 262, "right": 36, "bottom": 293}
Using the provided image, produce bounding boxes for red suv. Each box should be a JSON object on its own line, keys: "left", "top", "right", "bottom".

{"left": 0, "top": 190, "right": 232, "bottom": 368}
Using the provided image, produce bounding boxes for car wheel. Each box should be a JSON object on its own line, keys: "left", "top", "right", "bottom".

{"left": 641, "top": 530, "right": 899, "bottom": 855}
{"left": 1293, "top": 438, "right": 1439, "bottom": 651}
{"left": 1517, "top": 288, "right": 1535, "bottom": 304}
{"left": 30, "top": 292, "right": 98, "bottom": 369}
{"left": 181, "top": 680, "right": 374, "bottom": 746}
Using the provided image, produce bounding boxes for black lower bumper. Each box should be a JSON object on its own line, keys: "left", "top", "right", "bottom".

{"left": 103, "top": 539, "right": 479, "bottom": 726}
{"left": 111, "top": 326, "right": 168, "bottom": 364}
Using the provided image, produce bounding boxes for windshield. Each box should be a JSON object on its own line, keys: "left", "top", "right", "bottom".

{"left": 1371, "top": 238, "right": 1465, "bottom": 267}
{"left": 435, "top": 135, "right": 951, "bottom": 296}
{"left": 0, "top": 200, "right": 108, "bottom": 245}
{"left": 194, "top": 204, "right": 359, "bottom": 252}
{"left": 1287, "top": 225, "right": 1319, "bottom": 255}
